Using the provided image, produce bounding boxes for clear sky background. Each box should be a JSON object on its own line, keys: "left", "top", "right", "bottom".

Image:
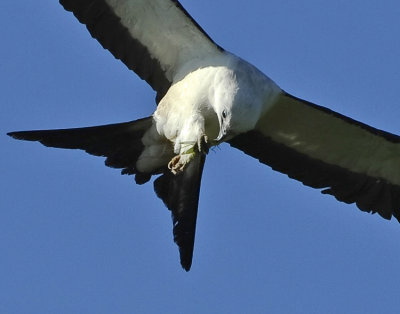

{"left": 2, "top": 1, "right": 400, "bottom": 313}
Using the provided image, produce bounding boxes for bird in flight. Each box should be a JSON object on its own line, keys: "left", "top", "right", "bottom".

{"left": 8, "top": 0, "right": 400, "bottom": 271}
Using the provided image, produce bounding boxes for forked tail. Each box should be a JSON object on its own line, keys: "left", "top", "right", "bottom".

{"left": 8, "top": 117, "right": 206, "bottom": 270}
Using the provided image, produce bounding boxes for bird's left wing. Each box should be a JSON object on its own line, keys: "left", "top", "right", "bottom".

{"left": 60, "top": 0, "right": 223, "bottom": 101}
{"left": 228, "top": 92, "right": 400, "bottom": 221}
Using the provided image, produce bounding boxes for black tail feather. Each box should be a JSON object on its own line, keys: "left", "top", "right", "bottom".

{"left": 9, "top": 117, "right": 207, "bottom": 270}
{"left": 154, "top": 153, "right": 206, "bottom": 271}
{"left": 8, "top": 117, "right": 153, "bottom": 182}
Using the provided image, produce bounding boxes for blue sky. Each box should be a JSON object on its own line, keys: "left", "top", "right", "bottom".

{"left": 2, "top": 1, "right": 400, "bottom": 313}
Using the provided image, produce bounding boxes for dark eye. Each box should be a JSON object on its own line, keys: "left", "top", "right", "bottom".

{"left": 222, "top": 110, "right": 227, "bottom": 119}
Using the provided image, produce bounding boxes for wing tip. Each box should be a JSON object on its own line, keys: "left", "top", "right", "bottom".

{"left": 7, "top": 131, "right": 33, "bottom": 141}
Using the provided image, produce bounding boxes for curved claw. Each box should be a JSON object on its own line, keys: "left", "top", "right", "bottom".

{"left": 168, "top": 153, "right": 195, "bottom": 174}
{"left": 197, "top": 134, "right": 209, "bottom": 154}
{"left": 169, "top": 134, "right": 209, "bottom": 175}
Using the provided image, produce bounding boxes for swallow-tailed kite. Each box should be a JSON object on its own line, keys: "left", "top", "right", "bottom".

{"left": 8, "top": 0, "right": 400, "bottom": 271}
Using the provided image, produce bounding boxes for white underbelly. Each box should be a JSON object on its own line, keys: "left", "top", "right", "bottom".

{"left": 154, "top": 65, "right": 237, "bottom": 150}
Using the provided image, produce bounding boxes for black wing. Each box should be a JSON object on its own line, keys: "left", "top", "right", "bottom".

{"left": 229, "top": 92, "right": 400, "bottom": 221}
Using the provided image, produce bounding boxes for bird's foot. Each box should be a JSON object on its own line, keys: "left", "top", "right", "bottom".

{"left": 168, "top": 152, "right": 195, "bottom": 174}
{"left": 168, "top": 135, "right": 209, "bottom": 174}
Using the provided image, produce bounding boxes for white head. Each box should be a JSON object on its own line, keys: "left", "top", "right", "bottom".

{"left": 214, "top": 99, "right": 263, "bottom": 143}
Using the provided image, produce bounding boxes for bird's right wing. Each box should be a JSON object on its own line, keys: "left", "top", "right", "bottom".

{"left": 60, "top": 0, "right": 224, "bottom": 102}
{"left": 228, "top": 91, "right": 400, "bottom": 221}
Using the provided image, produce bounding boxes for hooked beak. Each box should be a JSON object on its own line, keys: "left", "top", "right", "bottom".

{"left": 216, "top": 126, "right": 227, "bottom": 142}
{"left": 215, "top": 113, "right": 228, "bottom": 142}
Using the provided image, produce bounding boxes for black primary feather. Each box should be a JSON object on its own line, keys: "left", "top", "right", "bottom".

{"left": 228, "top": 131, "right": 400, "bottom": 222}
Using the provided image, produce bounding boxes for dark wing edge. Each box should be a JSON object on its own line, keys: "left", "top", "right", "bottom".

{"left": 59, "top": 0, "right": 224, "bottom": 103}
{"left": 154, "top": 152, "right": 206, "bottom": 271}
{"left": 60, "top": 0, "right": 171, "bottom": 101}
{"left": 7, "top": 117, "right": 155, "bottom": 184}
{"left": 228, "top": 92, "right": 400, "bottom": 222}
